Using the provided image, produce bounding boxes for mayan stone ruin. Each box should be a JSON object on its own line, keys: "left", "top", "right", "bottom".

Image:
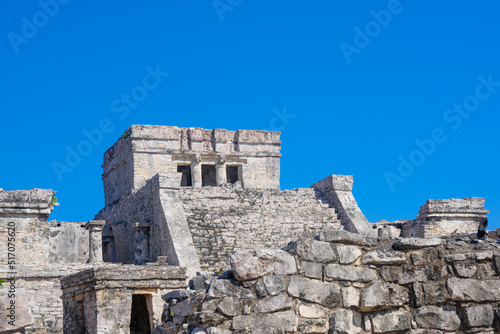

{"left": 1, "top": 124, "right": 499, "bottom": 334}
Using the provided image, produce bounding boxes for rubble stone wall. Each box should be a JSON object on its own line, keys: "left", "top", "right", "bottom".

{"left": 403, "top": 198, "right": 489, "bottom": 238}
{"left": 0, "top": 189, "right": 91, "bottom": 334}
{"left": 96, "top": 176, "right": 341, "bottom": 273}
{"left": 157, "top": 230, "right": 500, "bottom": 334}
{"left": 60, "top": 264, "right": 188, "bottom": 334}
{"left": 178, "top": 186, "right": 341, "bottom": 271}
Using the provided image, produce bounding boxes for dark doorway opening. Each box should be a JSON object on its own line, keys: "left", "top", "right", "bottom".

{"left": 177, "top": 165, "right": 192, "bottom": 187}
{"left": 103, "top": 236, "right": 117, "bottom": 262}
{"left": 226, "top": 165, "right": 240, "bottom": 184}
{"left": 76, "top": 301, "right": 85, "bottom": 334}
{"left": 202, "top": 165, "right": 217, "bottom": 186}
{"left": 130, "top": 294, "right": 151, "bottom": 334}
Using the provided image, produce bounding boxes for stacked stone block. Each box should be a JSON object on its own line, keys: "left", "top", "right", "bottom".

{"left": 157, "top": 229, "right": 500, "bottom": 333}
{"left": 178, "top": 186, "right": 341, "bottom": 271}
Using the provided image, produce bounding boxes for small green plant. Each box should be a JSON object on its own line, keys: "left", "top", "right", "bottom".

{"left": 169, "top": 310, "right": 175, "bottom": 318}
{"left": 122, "top": 133, "right": 129, "bottom": 139}
{"left": 212, "top": 150, "right": 217, "bottom": 154}
{"left": 0, "top": 279, "right": 5, "bottom": 289}
{"left": 217, "top": 268, "right": 224, "bottom": 276}
{"left": 51, "top": 197, "right": 57, "bottom": 205}
{"left": 327, "top": 216, "right": 333, "bottom": 220}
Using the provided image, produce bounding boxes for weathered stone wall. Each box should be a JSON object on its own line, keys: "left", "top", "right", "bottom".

{"left": 96, "top": 175, "right": 341, "bottom": 274}
{"left": 0, "top": 265, "right": 92, "bottom": 334}
{"left": 312, "top": 175, "right": 377, "bottom": 237}
{"left": 102, "top": 125, "right": 281, "bottom": 205}
{"left": 157, "top": 230, "right": 500, "bottom": 333}
{"left": 60, "top": 264, "right": 187, "bottom": 334}
{"left": 402, "top": 198, "right": 489, "bottom": 238}
{"left": 177, "top": 186, "right": 341, "bottom": 271}
{"left": 0, "top": 189, "right": 91, "bottom": 334}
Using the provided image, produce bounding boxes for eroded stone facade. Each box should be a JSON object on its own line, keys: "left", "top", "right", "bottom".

{"left": 0, "top": 124, "right": 495, "bottom": 334}
{"left": 158, "top": 230, "right": 500, "bottom": 333}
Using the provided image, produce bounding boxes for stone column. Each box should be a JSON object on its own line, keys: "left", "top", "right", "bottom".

{"left": 85, "top": 220, "right": 105, "bottom": 263}
{"left": 191, "top": 156, "right": 202, "bottom": 188}
{"left": 216, "top": 157, "right": 227, "bottom": 186}
{"left": 132, "top": 222, "right": 150, "bottom": 264}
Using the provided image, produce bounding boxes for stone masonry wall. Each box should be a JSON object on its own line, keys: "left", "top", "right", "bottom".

{"left": 177, "top": 186, "right": 341, "bottom": 271}
{"left": 96, "top": 177, "right": 341, "bottom": 274}
{"left": 0, "top": 189, "right": 91, "bottom": 334}
{"left": 156, "top": 229, "right": 500, "bottom": 333}
{"left": 102, "top": 125, "right": 282, "bottom": 205}
{"left": 60, "top": 264, "right": 187, "bottom": 334}
{"left": 402, "top": 198, "right": 489, "bottom": 238}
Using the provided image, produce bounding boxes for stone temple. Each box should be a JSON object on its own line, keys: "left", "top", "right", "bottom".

{"left": 0, "top": 124, "right": 498, "bottom": 334}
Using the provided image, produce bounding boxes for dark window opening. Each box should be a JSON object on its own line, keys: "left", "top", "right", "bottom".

{"left": 76, "top": 301, "right": 85, "bottom": 334}
{"left": 130, "top": 294, "right": 152, "bottom": 334}
{"left": 103, "top": 236, "right": 117, "bottom": 263}
{"left": 177, "top": 165, "right": 192, "bottom": 187}
{"left": 202, "top": 165, "right": 217, "bottom": 186}
{"left": 226, "top": 165, "right": 240, "bottom": 184}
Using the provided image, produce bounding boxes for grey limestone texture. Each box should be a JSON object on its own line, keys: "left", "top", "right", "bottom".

{"left": 102, "top": 125, "right": 282, "bottom": 206}
{"left": 0, "top": 124, "right": 496, "bottom": 334}
{"left": 159, "top": 229, "right": 500, "bottom": 334}
{"left": 59, "top": 264, "right": 187, "bottom": 334}
{"left": 0, "top": 189, "right": 91, "bottom": 334}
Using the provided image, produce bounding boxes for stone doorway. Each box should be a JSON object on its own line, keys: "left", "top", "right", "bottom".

{"left": 202, "top": 164, "right": 217, "bottom": 186}
{"left": 226, "top": 165, "right": 240, "bottom": 184}
{"left": 130, "top": 294, "right": 152, "bottom": 334}
{"left": 178, "top": 165, "right": 192, "bottom": 187}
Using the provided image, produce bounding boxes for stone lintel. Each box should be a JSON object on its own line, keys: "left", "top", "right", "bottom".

{"left": 85, "top": 220, "right": 105, "bottom": 229}
{"left": 132, "top": 222, "right": 151, "bottom": 229}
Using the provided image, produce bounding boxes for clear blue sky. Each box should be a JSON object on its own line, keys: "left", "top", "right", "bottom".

{"left": 1, "top": 1, "right": 499, "bottom": 230}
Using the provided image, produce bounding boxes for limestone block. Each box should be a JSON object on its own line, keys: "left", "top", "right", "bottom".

{"left": 337, "top": 245, "right": 362, "bottom": 264}
{"left": 207, "top": 328, "right": 232, "bottom": 334}
{"left": 287, "top": 276, "right": 340, "bottom": 308}
{"left": 370, "top": 309, "right": 411, "bottom": 333}
{"left": 393, "top": 237, "right": 443, "bottom": 250}
{"left": 362, "top": 249, "right": 406, "bottom": 265}
{"left": 0, "top": 289, "right": 34, "bottom": 332}
{"left": 298, "top": 303, "right": 327, "bottom": 318}
{"left": 216, "top": 297, "right": 241, "bottom": 317}
{"left": 463, "top": 304, "right": 494, "bottom": 327}
{"left": 207, "top": 279, "right": 256, "bottom": 299}
{"left": 398, "top": 269, "right": 427, "bottom": 284}
{"left": 169, "top": 293, "right": 205, "bottom": 317}
{"left": 341, "top": 286, "right": 360, "bottom": 308}
{"left": 254, "top": 295, "right": 293, "bottom": 313}
{"left": 329, "top": 309, "right": 363, "bottom": 334}
{"left": 317, "top": 230, "right": 370, "bottom": 246}
{"left": 325, "top": 264, "right": 377, "bottom": 282}
{"left": 297, "top": 318, "right": 329, "bottom": 333}
{"left": 262, "top": 276, "right": 285, "bottom": 295}
{"left": 414, "top": 306, "right": 460, "bottom": 331}
{"left": 452, "top": 260, "right": 477, "bottom": 278}
{"left": 359, "top": 282, "right": 408, "bottom": 311}
{"left": 255, "top": 279, "right": 268, "bottom": 298}
{"left": 230, "top": 249, "right": 297, "bottom": 281}
{"left": 411, "top": 248, "right": 438, "bottom": 266}
{"left": 422, "top": 282, "right": 447, "bottom": 304}
{"left": 379, "top": 266, "right": 402, "bottom": 282}
{"left": 447, "top": 278, "right": 500, "bottom": 302}
{"left": 232, "top": 311, "right": 297, "bottom": 331}
{"left": 300, "top": 261, "right": 323, "bottom": 279}
{"left": 292, "top": 238, "right": 337, "bottom": 263}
